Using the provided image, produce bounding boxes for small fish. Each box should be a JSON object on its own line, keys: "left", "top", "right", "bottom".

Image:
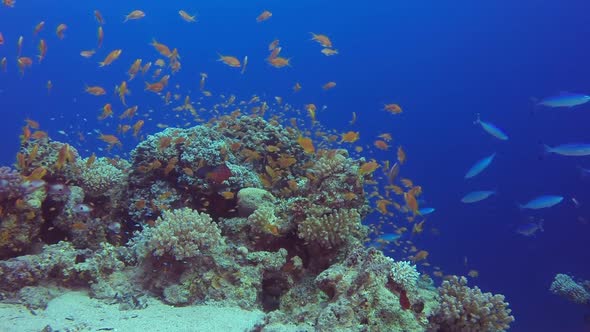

{"left": 310, "top": 33, "right": 332, "bottom": 48}
{"left": 537, "top": 92, "right": 590, "bottom": 108}
{"left": 33, "top": 21, "right": 45, "bottom": 35}
{"left": 519, "top": 195, "right": 564, "bottom": 210}
{"left": 48, "top": 183, "right": 70, "bottom": 197}
{"left": 178, "top": 10, "right": 196, "bottom": 23}
{"left": 124, "top": 10, "right": 145, "bottom": 22}
{"left": 73, "top": 203, "right": 93, "bottom": 214}
{"left": 241, "top": 55, "right": 248, "bottom": 74}
{"left": 387, "top": 162, "right": 400, "bottom": 185}
{"left": 80, "top": 50, "right": 96, "bottom": 58}
{"left": 56, "top": 24, "right": 67, "bottom": 39}
{"left": 516, "top": 220, "right": 544, "bottom": 236}
{"left": 461, "top": 190, "right": 495, "bottom": 203}
{"left": 256, "top": 10, "right": 272, "bottom": 22}
{"left": 322, "top": 81, "right": 336, "bottom": 90}
{"left": 94, "top": 10, "right": 105, "bottom": 25}
{"left": 474, "top": 114, "right": 508, "bottom": 140}
{"left": 418, "top": 207, "right": 436, "bottom": 215}
{"left": 99, "top": 49, "right": 122, "bottom": 67}
{"left": 217, "top": 53, "right": 241, "bottom": 67}
{"left": 320, "top": 48, "right": 338, "bottom": 56}
{"left": 0, "top": 32, "right": 4, "bottom": 45}
{"left": 465, "top": 153, "right": 495, "bottom": 179}
{"left": 544, "top": 143, "right": 590, "bottom": 156}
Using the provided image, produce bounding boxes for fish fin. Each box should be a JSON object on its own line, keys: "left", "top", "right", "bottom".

{"left": 473, "top": 113, "right": 481, "bottom": 125}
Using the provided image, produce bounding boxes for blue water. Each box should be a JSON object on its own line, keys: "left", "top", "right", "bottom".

{"left": 2, "top": 0, "right": 590, "bottom": 330}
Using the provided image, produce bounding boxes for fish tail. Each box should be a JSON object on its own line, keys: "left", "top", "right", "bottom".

{"left": 473, "top": 113, "right": 480, "bottom": 125}
{"left": 543, "top": 144, "right": 553, "bottom": 154}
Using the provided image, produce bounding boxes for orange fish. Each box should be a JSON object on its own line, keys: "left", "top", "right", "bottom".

{"left": 99, "top": 49, "right": 122, "bottom": 67}
{"left": 404, "top": 192, "right": 419, "bottom": 215}
{"left": 320, "top": 48, "right": 338, "bottom": 56}
{"left": 25, "top": 118, "right": 40, "bottom": 129}
{"left": 99, "top": 134, "right": 122, "bottom": 149}
{"left": 85, "top": 85, "right": 106, "bottom": 96}
{"left": 2, "top": 0, "right": 15, "bottom": 7}
{"left": 141, "top": 61, "right": 152, "bottom": 75}
{"left": 17, "top": 57, "right": 32, "bottom": 76}
{"left": 374, "top": 140, "right": 389, "bottom": 150}
{"left": 256, "top": 10, "right": 272, "bottom": 22}
{"left": 124, "top": 10, "right": 145, "bottom": 22}
{"left": 33, "top": 21, "right": 45, "bottom": 35}
{"left": 120, "top": 105, "right": 138, "bottom": 119}
{"left": 55, "top": 144, "right": 75, "bottom": 170}
{"left": 145, "top": 81, "right": 164, "bottom": 93}
{"left": 217, "top": 53, "right": 241, "bottom": 67}
{"left": 397, "top": 146, "right": 406, "bottom": 164}
{"left": 46, "top": 80, "right": 52, "bottom": 94}
{"left": 80, "top": 50, "right": 95, "bottom": 58}
{"left": 97, "top": 26, "right": 103, "bottom": 48}
{"left": 268, "top": 56, "right": 290, "bottom": 68}
{"left": 37, "top": 39, "right": 47, "bottom": 63}
{"left": 127, "top": 59, "right": 141, "bottom": 81}
{"left": 384, "top": 103, "right": 402, "bottom": 114}
{"left": 132, "top": 120, "right": 144, "bottom": 137}
{"left": 115, "top": 81, "right": 130, "bottom": 105}
{"left": 56, "top": 24, "right": 67, "bottom": 39}
{"left": 150, "top": 39, "right": 171, "bottom": 57}
{"left": 0, "top": 32, "right": 4, "bottom": 45}
{"left": 412, "top": 250, "right": 429, "bottom": 263}
{"left": 340, "top": 131, "right": 359, "bottom": 143}
{"left": 297, "top": 136, "right": 315, "bottom": 154}
{"left": 178, "top": 10, "right": 196, "bottom": 22}
{"left": 98, "top": 103, "right": 113, "bottom": 120}
{"left": 310, "top": 33, "right": 332, "bottom": 48}
{"left": 293, "top": 82, "right": 301, "bottom": 93}
{"left": 94, "top": 10, "right": 105, "bottom": 25}
{"left": 359, "top": 160, "right": 379, "bottom": 176}
{"left": 322, "top": 81, "right": 336, "bottom": 90}
{"left": 268, "top": 46, "right": 282, "bottom": 60}
{"left": 268, "top": 39, "right": 279, "bottom": 51}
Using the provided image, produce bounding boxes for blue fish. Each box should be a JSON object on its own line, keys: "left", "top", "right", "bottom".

{"left": 418, "top": 207, "right": 436, "bottom": 215}
{"left": 461, "top": 190, "right": 496, "bottom": 203}
{"left": 519, "top": 195, "right": 564, "bottom": 209}
{"left": 537, "top": 92, "right": 590, "bottom": 108}
{"left": 474, "top": 114, "right": 508, "bottom": 140}
{"left": 465, "top": 153, "right": 496, "bottom": 179}
{"left": 516, "top": 221, "right": 544, "bottom": 237}
{"left": 544, "top": 143, "right": 590, "bottom": 156}
{"left": 368, "top": 233, "right": 402, "bottom": 249}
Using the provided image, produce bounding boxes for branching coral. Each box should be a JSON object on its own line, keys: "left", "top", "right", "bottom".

{"left": 550, "top": 273, "right": 590, "bottom": 305}
{"left": 76, "top": 157, "right": 128, "bottom": 197}
{"left": 297, "top": 208, "right": 363, "bottom": 249}
{"left": 133, "top": 207, "right": 224, "bottom": 260}
{"left": 390, "top": 260, "right": 420, "bottom": 294}
{"left": 431, "top": 276, "right": 514, "bottom": 332}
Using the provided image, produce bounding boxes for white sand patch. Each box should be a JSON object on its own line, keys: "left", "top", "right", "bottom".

{"left": 0, "top": 291, "right": 265, "bottom": 332}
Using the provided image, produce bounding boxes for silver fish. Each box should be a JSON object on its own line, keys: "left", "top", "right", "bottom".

{"left": 461, "top": 190, "right": 496, "bottom": 203}
{"left": 545, "top": 143, "right": 590, "bottom": 156}
{"left": 465, "top": 153, "right": 496, "bottom": 179}
{"left": 537, "top": 92, "right": 590, "bottom": 108}
{"left": 519, "top": 195, "right": 564, "bottom": 209}
{"left": 474, "top": 114, "right": 508, "bottom": 140}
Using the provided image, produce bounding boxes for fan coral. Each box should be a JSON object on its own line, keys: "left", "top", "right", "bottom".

{"left": 297, "top": 208, "right": 363, "bottom": 249}
{"left": 389, "top": 260, "right": 420, "bottom": 294}
{"left": 0, "top": 166, "right": 24, "bottom": 201}
{"left": 550, "top": 273, "right": 590, "bottom": 305}
{"left": 431, "top": 276, "right": 514, "bottom": 331}
{"left": 133, "top": 207, "right": 224, "bottom": 260}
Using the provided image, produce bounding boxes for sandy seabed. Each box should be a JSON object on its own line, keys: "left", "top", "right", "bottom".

{"left": 0, "top": 291, "right": 265, "bottom": 332}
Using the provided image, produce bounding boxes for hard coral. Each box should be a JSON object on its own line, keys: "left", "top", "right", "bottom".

{"left": 76, "top": 157, "right": 128, "bottom": 197}
{"left": 431, "top": 275, "right": 514, "bottom": 332}
{"left": 297, "top": 208, "right": 364, "bottom": 249}
{"left": 550, "top": 273, "right": 590, "bottom": 305}
{"left": 133, "top": 207, "right": 224, "bottom": 261}
{"left": 0, "top": 167, "right": 24, "bottom": 201}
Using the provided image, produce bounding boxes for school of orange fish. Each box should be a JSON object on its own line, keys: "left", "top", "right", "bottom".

{"left": 1, "top": 3, "right": 455, "bottom": 278}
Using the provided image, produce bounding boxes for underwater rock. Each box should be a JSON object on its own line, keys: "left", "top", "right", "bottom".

{"left": 237, "top": 187, "right": 276, "bottom": 217}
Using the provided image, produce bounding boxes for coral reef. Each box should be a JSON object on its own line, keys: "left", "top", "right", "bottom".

{"left": 0, "top": 116, "right": 515, "bottom": 331}
{"left": 430, "top": 276, "right": 515, "bottom": 331}
{"left": 550, "top": 273, "right": 590, "bottom": 305}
